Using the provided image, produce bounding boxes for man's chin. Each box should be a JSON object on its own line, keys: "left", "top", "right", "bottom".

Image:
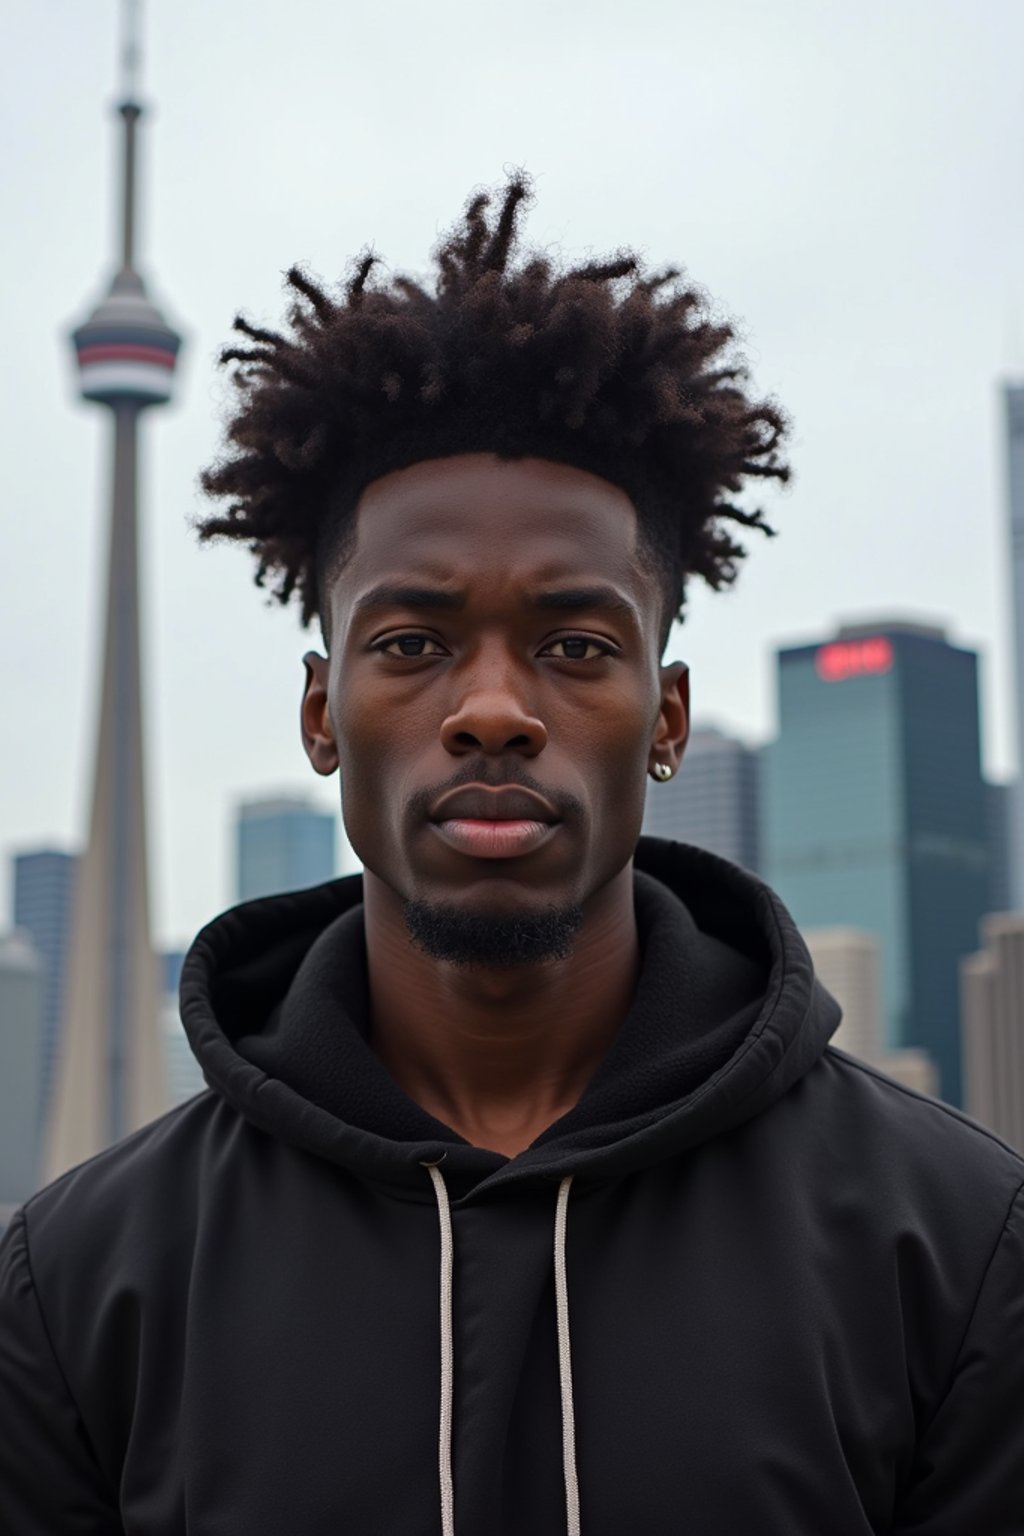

{"left": 402, "top": 894, "right": 584, "bottom": 968}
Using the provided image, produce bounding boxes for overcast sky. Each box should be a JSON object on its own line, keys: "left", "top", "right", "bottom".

{"left": 3, "top": 0, "right": 1023, "bottom": 947}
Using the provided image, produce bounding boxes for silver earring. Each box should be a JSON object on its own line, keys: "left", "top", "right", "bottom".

{"left": 652, "top": 762, "right": 673, "bottom": 781}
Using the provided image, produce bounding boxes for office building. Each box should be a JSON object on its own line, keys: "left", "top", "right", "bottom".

{"left": 235, "top": 796, "right": 338, "bottom": 903}
{"left": 804, "top": 928, "right": 882, "bottom": 1063}
{"left": 762, "top": 620, "right": 989, "bottom": 1105}
{"left": 161, "top": 949, "right": 205, "bottom": 1107}
{"left": 961, "top": 914, "right": 1024, "bottom": 1152}
{"left": 986, "top": 780, "right": 1015, "bottom": 916}
{"left": 804, "top": 926, "right": 937, "bottom": 1095}
{"left": 12, "top": 848, "right": 77, "bottom": 1131}
{"left": 642, "top": 724, "right": 760, "bottom": 871}
{"left": 1003, "top": 382, "right": 1024, "bottom": 909}
{"left": 45, "top": 24, "right": 178, "bottom": 1181}
{"left": 0, "top": 933, "right": 45, "bottom": 1224}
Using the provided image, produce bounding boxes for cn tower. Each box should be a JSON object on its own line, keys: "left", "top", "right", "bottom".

{"left": 45, "top": 2, "right": 180, "bottom": 1181}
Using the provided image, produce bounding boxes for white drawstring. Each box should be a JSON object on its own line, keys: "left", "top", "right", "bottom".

{"left": 422, "top": 1161, "right": 456, "bottom": 1536}
{"left": 421, "top": 1162, "right": 580, "bottom": 1536}
{"left": 554, "top": 1174, "right": 580, "bottom": 1536}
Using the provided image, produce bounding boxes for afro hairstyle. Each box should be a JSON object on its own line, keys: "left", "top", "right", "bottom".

{"left": 197, "top": 174, "right": 790, "bottom": 656}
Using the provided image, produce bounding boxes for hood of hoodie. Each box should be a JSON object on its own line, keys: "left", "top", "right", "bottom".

{"left": 179, "top": 835, "right": 840, "bottom": 1198}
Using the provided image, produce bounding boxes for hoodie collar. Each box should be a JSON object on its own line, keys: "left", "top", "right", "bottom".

{"left": 180, "top": 837, "right": 840, "bottom": 1197}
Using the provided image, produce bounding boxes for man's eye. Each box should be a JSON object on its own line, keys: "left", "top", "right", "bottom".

{"left": 542, "top": 636, "right": 614, "bottom": 661}
{"left": 373, "top": 634, "right": 445, "bottom": 658}
{"left": 371, "top": 634, "right": 614, "bottom": 660}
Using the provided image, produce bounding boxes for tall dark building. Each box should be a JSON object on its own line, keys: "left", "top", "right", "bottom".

{"left": 762, "top": 620, "right": 989, "bottom": 1105}
{"left": 45, "top": 14, "right": 180, "bottom": 1180}
{"left": 985, "top": 781, "right": 1015, "bottom": 916}
{"left": 1004, "top": 382, "right": 1024, "bottom": 909}
{"left": 235, "top": 797, "right": 338, "bottom": 904}
{"left": 11, "top": 849, "right": 78, "bottom": 1133}
{"left": 641, "top": 725, "right": 760, "bottom": 872}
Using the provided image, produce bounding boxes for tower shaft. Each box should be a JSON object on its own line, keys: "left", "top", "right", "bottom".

{"left": 47, "top": 5, "right": 180, "bottom": 1180}
{"left": 45, "top": 405, "right": 165, "bottom": 1178}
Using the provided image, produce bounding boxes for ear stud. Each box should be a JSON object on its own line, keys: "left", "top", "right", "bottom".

{"left": 652, "top": 762, "right": 673, "bottom": 781}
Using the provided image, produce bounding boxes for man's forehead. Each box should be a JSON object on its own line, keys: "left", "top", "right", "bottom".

{"left": 328, "top": 454, "right": 655, "bottom": 627}
{"left": 351, "top": 454, "right": 639, "bottom": 536}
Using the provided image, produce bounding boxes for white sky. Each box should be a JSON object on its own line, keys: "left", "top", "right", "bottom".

{"left": 2, "top": 0, "right": 1023, "bottom": 947}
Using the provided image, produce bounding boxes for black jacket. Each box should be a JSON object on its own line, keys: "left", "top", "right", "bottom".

{"left": 2, "top": 836, "right": 1023, "bottom": 1535}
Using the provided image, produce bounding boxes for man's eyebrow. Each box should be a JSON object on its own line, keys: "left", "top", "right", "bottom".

{"left": 354, "top": 584, "right": 464, "bottom": 613}
{"left": 352, "top": 582, "right": 640, "bottom": 623}
{"left": 531, "top": 587, "right": 639, "bottom": 622}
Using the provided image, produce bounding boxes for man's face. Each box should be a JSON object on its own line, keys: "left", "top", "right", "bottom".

{"left": 303, "top": 453, "right": 688, "bottom": 952}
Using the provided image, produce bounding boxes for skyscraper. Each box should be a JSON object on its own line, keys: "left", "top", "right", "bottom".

{"left": 803, "top": 926, "right": 937, "bottom": 1095}
{"left": 235, "top": 796, "right": 338, "bottom": 903}
{"left": 762, "top": 620, "right": 989, "bottom": 1105}
{"left": 0, "top": 933, "right": 45, "bottom": 1226}
{"left": 44, "top": 15, "right": 179, "bottom": 1182}
{"left": 1004, "top": 382, "right": 1024, "bottom": 910}
{"left": 642, "top": 724, "right": 760, "bottom": 871}
{"left": 985, "top": 780, "right": 1015, "bottom": 916}
{"left": 11, "top": 848, "right": 77, "bottom": 1134}
{"left": 804, "top": 928, "right": 883, "bottom": 1065}
{"left": 960, "top": 914, "right": 1024, "bottom": 1152}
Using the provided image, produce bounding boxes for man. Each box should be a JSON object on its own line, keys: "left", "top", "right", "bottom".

{"left": 1, "top": 177, "right": 1022, "bottom": 1535}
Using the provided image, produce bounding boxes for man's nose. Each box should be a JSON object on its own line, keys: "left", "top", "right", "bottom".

{"left": 438, "top": 647, "right": 548, "bottom": 758}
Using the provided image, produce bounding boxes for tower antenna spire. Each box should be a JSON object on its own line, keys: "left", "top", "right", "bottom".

{"left": 121, "top": 0, "right": 142, "bottom": 105}
{"left": 119, "top": 0, "right": 143, "bottom": 270}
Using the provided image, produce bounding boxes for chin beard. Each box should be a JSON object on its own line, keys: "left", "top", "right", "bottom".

{"left": 402, "top": 895, "right": 584, "bottom": 968}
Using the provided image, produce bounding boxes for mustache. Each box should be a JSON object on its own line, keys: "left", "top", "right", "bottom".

{"left": 410, "top": 765, "right": 585, "bottom": 824}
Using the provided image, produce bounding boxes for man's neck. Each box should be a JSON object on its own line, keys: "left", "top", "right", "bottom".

{"left": 362, "top": 867, "right": 640, "bottom": 1158}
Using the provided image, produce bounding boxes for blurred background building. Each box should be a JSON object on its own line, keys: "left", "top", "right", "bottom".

{"left": 760, "top": 619, "right": 989, "bottom": 1107}
{"left": 961, "top": 915, "right": 1024, "bottom": 1152}
{"left": 1004, "top": 382, "right": 1024, "bottom": 912}
{"left": 161, "top": 947, "right": 205, "bottom": 1106}
{"left": 12, "top": 848, "right": 77, "bottom": 1134}
{"left": 235, "top": 795, "right": 338, "bottom": 903}
{"left": 804, "top": 927, "right": 937, "bottom": 1095}
{"left": 0, "top": 932, "right": 44, "bottom": 1226}
{"left": 642, "top": 724, "right": 760, "bottom": 872}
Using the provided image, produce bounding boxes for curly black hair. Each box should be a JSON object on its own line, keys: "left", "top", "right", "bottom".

{"left": 198, "top": 174, "right": 790, "bottom": 654}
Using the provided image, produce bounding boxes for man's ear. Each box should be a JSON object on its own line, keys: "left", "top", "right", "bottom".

{"left": 652, "top": 660, "right": 690, "bottom": 774}
{"left": 301, "top": 652, "right": 339, "bottom": 776}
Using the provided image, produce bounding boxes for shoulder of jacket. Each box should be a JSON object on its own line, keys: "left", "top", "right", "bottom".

{"left": 22, "top": 1091, "right": 226, "bottom": 1260}
{"left": 818, "top": 1045, "right": 1024, "bottom": 1182}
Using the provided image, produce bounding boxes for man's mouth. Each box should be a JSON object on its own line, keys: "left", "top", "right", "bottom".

{"left": 429, "top": 818, "right": 560, "bottom": 859}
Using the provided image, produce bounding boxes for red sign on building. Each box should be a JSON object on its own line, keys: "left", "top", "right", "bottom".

{"left": 815, "top": 637, "right": 894, "bottom": 682}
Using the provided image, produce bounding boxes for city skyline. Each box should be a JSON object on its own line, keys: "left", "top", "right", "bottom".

{"left": 3, "top": 0, "right": 1023, "bottom": 947}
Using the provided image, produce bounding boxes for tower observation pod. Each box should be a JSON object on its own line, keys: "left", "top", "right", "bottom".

{"left": 45, "top": 7, "right": 180, "bottom": 1182}
{"left": 73, "top": 102, "right": 181, "bottom": 405}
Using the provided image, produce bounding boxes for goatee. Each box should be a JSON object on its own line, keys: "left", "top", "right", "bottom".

{"left": 402, "top": 897, "right": 584, "bottom": 968}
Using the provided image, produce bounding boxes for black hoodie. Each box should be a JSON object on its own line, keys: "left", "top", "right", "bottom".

{"left": 1, "top": 836, "right": 1022, "bottom": 1535}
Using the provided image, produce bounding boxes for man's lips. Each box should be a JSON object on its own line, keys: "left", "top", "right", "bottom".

{"left": 428, "top": 784, "right": 560, "bottom": 825}
{"left": 429, "top": 818, "right": 560, "bottom": 859}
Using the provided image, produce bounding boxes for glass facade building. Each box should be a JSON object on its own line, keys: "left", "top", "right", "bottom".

{"left": 12, "top": 849, "right": 78, "bottom": 1134}
{"left": 235, "top": 796, "right": 338, "bottom": 904}
{"left": 0, "top": 932, "right": 44, "bottom": 1220}
{"left": 762, "top": 621, "right": 989, "bottom": 1106}
{"left": 986, "top": 781, "right": 1015, "bottom": 916}
{"left": 641, "top": 725, "right": 760, "bottom": 872}
{"left": 1003, "top": 383, "right": 1024, "bottom": 909}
